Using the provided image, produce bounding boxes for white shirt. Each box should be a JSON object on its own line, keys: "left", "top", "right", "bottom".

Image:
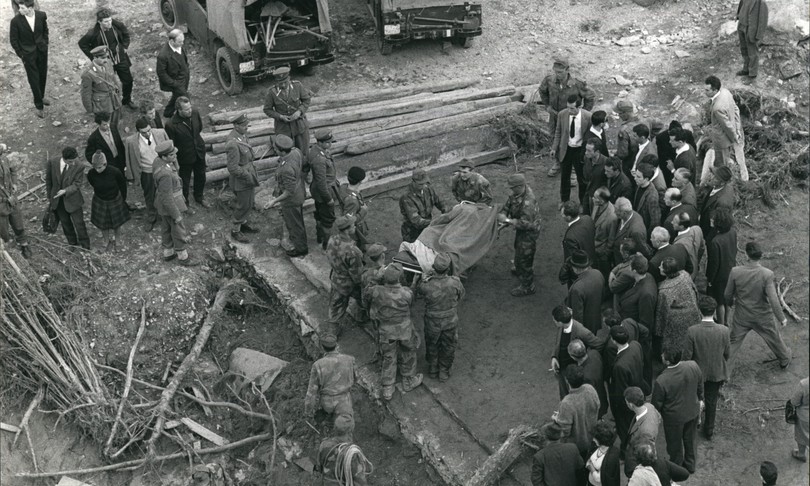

{"left": 24, "top": 12, "right": 35, "bottom": 31}
{"left": 632, "top": 140, "right": 649, "bottom": 171}
{"left": 711, "top": 91, "right": 720, "bottom": 103}
{"left": 170, "top": 44, "right": 183, "bottom": 55}
{"left": 568, "top": 110, "right": 583, "bottom": 148}
{"left": 138, "top": 134, "right": 158, "bottom": 172}
{"left": 678, "top": 228, "right": 690, "bottom": 237}
{"left": 562, "top": 321, "right": 573, "bottom": 334}
{"left": 710, "top": 186, "right": 723, "bottom": 196}
{"left": 658, "top": 243, "right": 669, "bottom": 250}
{"left": 59, "top": 158, "right": 67, "bottom": 174}
{"left": 635, "top": 406, "right": 648, "bottom": 421}
{"left": 568, "top": 216, "right": 581, "bottom": 227}
{"left": 589, "top": 126, "right": 603, "bottom": 138}
{"left": 616, "top": 343, "right": 629, "bottom": 355}
{"left": 619, "top": 212, "right": 633, "bottom": 232}
{"left": 670, "top": 202, "right": 682, "bottom": 211}
{"left": 701, "top": 317, "right": 715, "bottom": 323}
{"left": 675, "top": 144, "right": 690, "bottom": 156}
{"left": 100, "top": 129, "right": 118, "bottom": 157}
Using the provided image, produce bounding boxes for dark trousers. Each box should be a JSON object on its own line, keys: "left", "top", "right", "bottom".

{"left": 113, "top": 63, "right": 134, "bottom": 105}
{"left": 424, "top": 325, "right": 458, "bottom": 374}
{"left": 21, "top": 51, "right": 48, "bottom": 109}
{"left": 0, "top": 208, "right": 28, "bottom": 246}
{"left": 738, "top": 30, "right": 759, "bottom": 76}
{"left": 140, "top": 172, "right": 157, "bottom": 224}
{"left": 232, "top": 188, "right": 255, "bottom": 232}
{"left": 163, "top": 88, "right": 188, "bottom": 118}
{"left": 55, "top": 201, "right": 90, "bottom": 249}
{"left": 663, "top": 417, "right": 697, "bottom": 472}
{"left": 559, "top": 146, "right": 585, "bottom": 203}
{"left": 610, "top": 395, "right": 634, "bottom": 453}
{"left": 514, "top": 231, "right": 536, "bottom": 288}
{"left": 281, "top": 204, "right": 308, "bottom": 252}
{"left": 178, "top": 159, "right": 206, "bottom": 203}
{"left": 703, "top": 380, "right": 723, "bottom": 438}
{"left": 313, "top": 200, "right": 336, "bottom": 243}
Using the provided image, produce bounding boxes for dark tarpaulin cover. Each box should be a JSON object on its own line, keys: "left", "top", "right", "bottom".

{"left": 417, "top": 201, "right": 500, "bottom": 273}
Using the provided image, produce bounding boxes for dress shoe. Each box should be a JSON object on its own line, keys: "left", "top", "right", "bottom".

{"left": 177, "top": 256, "right": 199, "bottom": 267}
{"left": 285, "top": 248, "right": 309, "bottom": 258}
{"left": 34, "top": 109, "right": 44, "bottom": 118}
{"left": 510, "top": 284, "right": 536, "bottom": 297}
{"left": 163, "top": 253, "right": 178, "bottom": 261}
{"left": 105, "top": 240, "right": 116, "bottom": 253}
{"left": 231, "top": 231, "right": 249, "bottom": 243}
{"left": 195, "top": 199, "right": 212, "bottom": 209}
{"left": 735, "top": 69, "right": 749, "bottom": 76}
{"left": 21, "top": 245, "right": 32, "bottom": 259}
{"left": 41, "top": 97, "right": 51, "bottom": 106}
{"left": 793, "top": 449, "right": 808, "bottom": 462}
{"left": 240, "top": 223, "right": 260, "bottom": 234}
{"left": 124, "top": 102, "right": 138, "bottom": 110}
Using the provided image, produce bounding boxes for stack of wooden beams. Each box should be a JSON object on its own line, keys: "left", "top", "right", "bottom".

{"left": 202, "top": 78, "right": 531, "bottom": 183}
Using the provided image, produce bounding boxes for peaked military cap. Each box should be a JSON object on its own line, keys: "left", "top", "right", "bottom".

{"left": 231, "top": 114, "right": 249, "bottom": 125}
{"left": 90, "top": 46, "right": 109, "bottom": 58}
{"left": 314, "top": 129, "right": 334, "bottom": 142}
{"left": 335, "top": 214, "right": 356, "bottom": 231}
{"left": 412, "top": 168, "right": 429, "bottom": 183}
{"left": 274, "top": 134, "right": 294, "bottom": 150}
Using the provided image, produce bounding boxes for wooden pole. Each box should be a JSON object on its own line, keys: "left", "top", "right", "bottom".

{"left": 466, "top": 424, "right": 539, "bottom": 486}
{"left": 206, "top": 157, "right": 279, "bottom": 183}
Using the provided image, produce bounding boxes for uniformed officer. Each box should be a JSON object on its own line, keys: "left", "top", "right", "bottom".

{"left": 153, "top": 140, "right": 196, "bottom": 266}
{"left": 225, "top": 114, "right": 260, "bottom": 243}
{"left": 366, "top": 264, "right": 422, "bottom": 400}
{"left": 399, "top": 168, "right": 450, "bottom": 243}
{"left": 451, "top": 158, "right": 493, "bottom": 204}
{"left": 80, "top": 45, "right": 122, "bottom": 131}
{"left": 0, "top": 143, "right": 31, "bottom": 259}
{"left": 498, "top": 173, "right": 540, "bottom": 297}
{"left": 338, "top": 166, "right": 370, "bottom": 251}
{"left": 326, "top": 215, "right": 365, "bottom": 336}
{"left": 615, "top": 100, "right": 642, "bottom": 177}
{"left": 307, "top": 129, "right": 339, "bottom": 249}
{"left": 537, "top": 57, "right": 596, "bottom": 177}
{"left": 304, "top": 333, "right": 356, "bottom": 426}
{"left": 417, "top": 253, "right": 465, "bottom": 382}
{"left": 263, "top": 134, "right": 308, "bottom": 257}
{"left": 262, "top": 66, "right": 312, "bottom": 156}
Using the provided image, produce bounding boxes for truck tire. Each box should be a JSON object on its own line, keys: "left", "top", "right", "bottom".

{"left": 158, "top": 0, "right": 180, "bottom": 30}
{"left": 216, "top": 47, "right": 244, "bottom": 96}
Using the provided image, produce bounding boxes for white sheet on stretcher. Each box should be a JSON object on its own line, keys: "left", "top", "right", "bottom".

{"left": 398, "top": 240, "right": 437, "bottom": 274}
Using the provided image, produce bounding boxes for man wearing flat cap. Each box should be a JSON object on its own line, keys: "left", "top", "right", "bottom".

{"left": 451, "top": 159, "right": 492, "bottom": 205}
{"left": 307, "top": 129, "right": 339, "bottom": 249}
{"left": 614, "top": 100, "right": 644, "bottom": 179}
{"left": 417, "top": 252, "right": 465, "bottom": 382}
{"left": 326, "top": 215, "right": 365, "bottom": 336}
{"left": 153, "top": 140, "right": 196, "bottom": 265}
{"left": 263, "top": 66, "right": 312, "bottom": 156}
{"left": 537, "top": 58, "right": 596, "bottom": 177}
{"left": 78, "top": 8, "right": 134, "bottom": 110}
{"left": 498, "top": 173, "right": 540, "bottom": 297}
{"left": 226, "top": 114, "right": 260, "bottom": 243}
{"left": 698, "top": 165, "right": 735, "bottom": 243}
{"left": 399, "top": 168, "right": 450, "bottom": 243}
{"left": 265, "top": 134, "right": 308, "bottom": 257}
{"left": 566, "top": 250, "right": 605, "bottom": 335}
{"left": 305, "top": 333, "right": 356, "bottom": 426}
{"left": 81, "top": 45, "right": 122, "bottom": 131}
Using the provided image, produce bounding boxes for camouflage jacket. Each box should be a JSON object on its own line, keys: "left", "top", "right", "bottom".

{"left": 360, "top": 265, "right": 385, "bottom": 309}
{"left": 500, "top": 186, "right": 540, "bottom": 237}
{"left": 399, "top": 183, "right": 449, "bottom": 232}
{"left": 417, "top": 274, "right": 465, "bottom": 331}
{"left": 539, "top": 73, "right": 596, "bottom": 112}
{"left": 367, "top": 284, "right": 414, "bottom": 341}
{"left": 326, "top": 232, "right": 364, "bottom": 294}
{"left": 615, "top": 117, "right": 642, "bottom": 164}
{"left": 304, "top": 351, "right": 355, "bottom": 413}
{"left": 0, "top": 155, "right": 18, "bottom": 215}
{"left": 451, "top": 172, "right": 493, "bottom": 204}
{"left": 337, "top": 183, "right": 368, "bottom": 227}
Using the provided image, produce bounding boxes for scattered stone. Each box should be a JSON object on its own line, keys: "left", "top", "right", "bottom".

{"left": 277, "top": 437, "right": 303, "bottom": 462}
{"left": 614, "top": 75, "right": 634, "bottom": 86}
{"left": 198, "top": 77, "right": 208, "bottom": 84}
{"left": 614, "top": 35, "right": 642, "bottom": 46}
{"left": 11, "top": 82, "right": 20, "bottom": 89}
{"left": 152, "top": 23, "right": 163, "bottom": 31}
{"left": 641, "top": 46, "right": 652, "bottom": 54}
{"left": 209, "top": 246, "right": 226, "bottom": 262}
{"left": 617, "top": 91, "right": 628, "bottom": 98}
{"left": 229, "top": 347, "right": 289, "bottom": 393}
{"left": 52, "top": 121, "right": 62, "bottom": 127}
{"left": 675, "top": 50, "right": 691, "bottom": 58}
{"left": 293, "top": 457, "right": 315, "bottom": 473}
{"left": 718, "top": 20, "right": 737, "bottom": 37}
{"left": 211, "top": 90, "right": 221, "bottom": 96}
{"left": 63, "top": 77, "right": 70, "bottom": 82}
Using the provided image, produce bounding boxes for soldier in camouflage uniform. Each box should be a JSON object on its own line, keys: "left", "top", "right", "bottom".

{"left": 360, "top": 243, "right": 387, "bottom": 312}
{"left": 399, "top": 168, "right": 450, "bottom": 243}
{"left": 366, "top": 264, "right": 422, "bottom": 400}
{"left": 498, "top": 173, "right": 541, "bottom": 297}
{"left": 417, "top": 253, "right": 465, "bottom": 382}
{"left": 326, "top": 215, "right": 365, "bottom": 336}
{"left": 451, "top": 159, "right": 492, "bottom": 204}
{"left": 338, "top": 166, "right": 370, "bottom": 251}
{"left": 537, "top": 58, "right": 596, "bottom": 177}
{"left": 615, "top": 100, "right": 643, "bottom": 178}
{"left": 307, "top": 129, "right": 339, "bottom": 249}
{"left": 0, "top": 143, "right": 31, "bottom": 259}
{"left": 304, "top": 334, "right": 356, "bottom": 427}
{"left": 263, "top": 134, "right": 308, "bottom": 257}
{"left": 262, "top": 66, "right": 312, "bottom": 156}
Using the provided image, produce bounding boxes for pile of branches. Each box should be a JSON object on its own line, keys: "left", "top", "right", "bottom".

{"left": 490, "top": 109, "right": 551, "bottom": 155}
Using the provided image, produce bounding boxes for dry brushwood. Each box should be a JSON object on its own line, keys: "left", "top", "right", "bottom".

{"left": 777, "top": 277, "right": 802, "bottom": 322}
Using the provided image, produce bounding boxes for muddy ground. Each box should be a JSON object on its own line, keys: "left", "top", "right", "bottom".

{"left": 1, "top": 0, "right": 809, "bottom": 484}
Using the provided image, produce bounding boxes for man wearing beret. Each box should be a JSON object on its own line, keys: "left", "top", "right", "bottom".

{"left": 78, "top": 8, "right": 134, "bottom": 110}
{"left": 307, "top": 129, "right": 340, "bottom": 249}
{"left": 399, "top": 168, "right": 450, "bottom": 243}
{"left": 338, "top": 166, "right": 370, "bottom": 251}
{"left": 46, "top": 147, "right": 90, "bottom": 250}
{"left": 537, "top": 58, "right": 596, "bottom": 177}
{"left": 225, "top": 114, "right": 260, "bottom": 243}
{"left": 153, "top": 140, "right": 196, "bottom": 265}
{"left": 366, "top": 263, "right": 422, "bottom": 400}
{"left": 0, "top": 143, "right": 32, "bottom": 258}
{"left": 451, "top": 159, "right": 492, "bottom": 205}
{"left": 81, "top": 45, "right": 122, "bottom": 131}
{"left": 305, "top": 333, "right": 356, "bottom": 426}
{"left": 498, "top": 173, "right": 540, "bottom": 297}
{"left": 124, "top": 116, "right": 169, "bottom": 231}
{"left": 698, "top": 165, "right": 735, "bottom": 243}
{"left": 417, "top": 252, "right": 465, "bottom": 382}
{"left": 265, "top": 134, "right": 308, "bottom": 257}
{"left": 614, "top": 100, "right": 643, "bottom": 179}
{"left": 326, "top": 215, "right": 365, "bottom": 335}
{"left": 263, "top": 66, "right": 312, "bottom": 156}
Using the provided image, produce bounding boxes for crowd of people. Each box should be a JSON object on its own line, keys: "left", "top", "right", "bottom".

{"left": 2, "top": 0, "right": 807, "bottom": 485}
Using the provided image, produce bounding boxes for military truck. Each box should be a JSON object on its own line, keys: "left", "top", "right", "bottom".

{"left": 158, "top": 0, "right": 335, "bottom": 95}
{"left": 367, "top": 0, "right": 482, "bottom": 54}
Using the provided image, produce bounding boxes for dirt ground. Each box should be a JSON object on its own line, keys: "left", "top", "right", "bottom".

{"left": 1, "top": 0, "right": 809, "bottom": 484}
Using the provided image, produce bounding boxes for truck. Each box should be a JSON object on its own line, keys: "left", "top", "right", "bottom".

{"left": 157, "top": 0, "right": 335, "bottom": 95}
{"left": 367, "top": 0, "right": 482, "bottom": 54}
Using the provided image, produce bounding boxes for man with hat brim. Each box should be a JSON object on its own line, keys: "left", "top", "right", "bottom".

{"left": 451, "top": 159, "right": 492, "bottom": 205}
{"left": 264, "top": 134, "right": 309, "bottom": 257}
{"left": 537, "top": 58, "right": 596, "bottom": 177}
{"left": 153, "top": 140, "right": 196, "bottom": 266}
{"left": 566, "top": 250, "right": 606, "bottom": 335}
{"left": 81, "top": 44, "right": 123, "bottom": 132}
{"left": 46, "top": 147, "right": 90, "bottom": 250}
{"left": 416, "top": 252, "right": 465, "bottom": 382}
{"left": 399, "top": 168, "right": 451, "bottom": 243}
{"left": 307, "top": 128, "right": 340, "bottom": 249}
{"left": 498, "top": 173, "right": 540, "bottom": 297}
{"left": 337, "top": 166, "right": 370, "bottom": 251}
{"left": 124, "top": 115, "right": 170, "bottom": 232}
{"left": 614, "top": 100, "right": 645, "bottom": 179}
{"left": 78, "top": 7, "right": 135, "bottom": 110}
{"left": 366, "top": 263, "right": 423, "bottom": 400}
{"left": 698, "top": 165, "right": 734, "bottom": 243}
{"left": 263, "top": 66, "right": 313, "bottom": 157}
{"left": 305, "top": 332, "right": 356, "bottom": 428}
{"left": 326, "top": 215, "right": 365, "bottom": 336}
{"left": 0, "top": 142, "right": 32, "bottom": 259}
{"left": 225, "top": 114, "right": 260, "bottom": 243}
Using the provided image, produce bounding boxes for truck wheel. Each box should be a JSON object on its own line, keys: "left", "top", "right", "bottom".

{"left": 158, "top": 0, "right": 180, "bottom": 30}
{"left": 216, "top": 47, "right": 244, "bottom": 96}
{"left": 377, "top": 35, "right": 393, "bottom": 55}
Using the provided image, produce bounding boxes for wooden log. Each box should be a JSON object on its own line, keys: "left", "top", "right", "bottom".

{"left": 180, "top": 417, "right": 228, "bottom": 446}
{"left": 201, "top": 123, "right": 275, "bottom": 145}
{"left": 207, "top": 77, "right": 481, "bottom": 124}
{"left": 345, "top": 102, "right": 523, "bottom": 155}
{"left": 466, "top": 424, "right": 539, "bottom": 486}
{"left": 206, "top": 144, "right": 273, "bottom": 170}
{"left": 206, "top": 157, "right": 279, "bottom": 183}
{"left": 210, "top": 135, "right": 274, "bottom": 155}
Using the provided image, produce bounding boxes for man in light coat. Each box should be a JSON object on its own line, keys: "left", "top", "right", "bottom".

{"left": 551, "top": 94, "right": 592, "bottom": 206}
{"left": 124, "top": 117, "right": 169, "bottom": 231}
{"left": 703, "top": 75, "right": 747, "bottom": 180}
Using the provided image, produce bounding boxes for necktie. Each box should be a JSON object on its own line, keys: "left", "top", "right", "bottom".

{"left": 570, "top": 114, "right": 576, "bottom": 138}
